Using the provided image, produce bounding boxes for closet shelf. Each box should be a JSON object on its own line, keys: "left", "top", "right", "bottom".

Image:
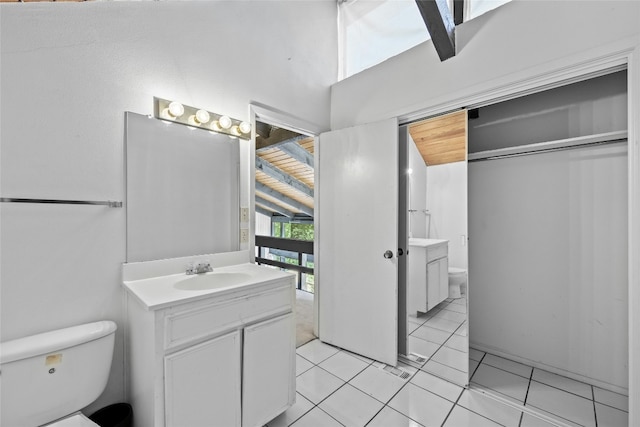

{"left": 468, "top": 130, "right": 628, "bottom": 162}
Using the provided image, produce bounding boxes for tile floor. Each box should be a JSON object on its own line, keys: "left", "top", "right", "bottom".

{"left": 469, "top": 349, "right": 629, "bottom": 427}
{"left": 270, "top": 295, "right": 629, "bottom": 427}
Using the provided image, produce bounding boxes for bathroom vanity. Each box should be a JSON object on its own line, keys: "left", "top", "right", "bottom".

{"left": 123, "top": 253, "right": 296, "bottom": 427}
{"left": 408, "top": 238, "right": 449, "bottom": 315}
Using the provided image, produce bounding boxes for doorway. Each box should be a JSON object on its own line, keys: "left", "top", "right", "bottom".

{"left": 251, "top": 115, "right": 317, "bottom": 348}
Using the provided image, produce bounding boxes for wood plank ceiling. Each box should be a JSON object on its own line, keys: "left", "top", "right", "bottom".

{"left": 255, "top": 125, "right": 314, "bottom": 219}
{"left": 408, "top": 109, "right": 467, "bottom": 165}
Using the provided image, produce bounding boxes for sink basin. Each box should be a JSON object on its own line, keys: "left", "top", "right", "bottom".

{"left": 174, "top": 272, "right": 253, "bottom": 291}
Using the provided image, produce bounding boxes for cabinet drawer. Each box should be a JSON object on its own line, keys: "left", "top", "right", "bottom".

{"left": 164, "top": 282, "right": 293, "bottom": 349}
{"left": 427, "top": 244, "right": 447, "bottom": 262}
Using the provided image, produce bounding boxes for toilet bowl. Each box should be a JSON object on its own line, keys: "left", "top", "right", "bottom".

{"left": 0, "top": 320, "right": 117, "bottom": 427}
{"left": 448, "top": 268, "right": 467, "bottom": 299}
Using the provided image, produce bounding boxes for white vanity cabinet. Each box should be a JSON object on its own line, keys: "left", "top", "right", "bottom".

{"left": 164, "top": 330, "right": 242, "bottom": 426}
{"left": 408, "top": 239, "right": 449, "bottom": 314}
{"left": 124, "top": 262, "right": 296, "bottom": 427}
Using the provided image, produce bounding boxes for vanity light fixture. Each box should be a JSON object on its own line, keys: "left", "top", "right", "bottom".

{"left": 230, "top": 125, "right": 242, "bottom": 137}
{"left": 218, "top": 115, "right": 233, "bottom": 130}
{"left": 239, "top": 121, "right": 251, "bottom": 134}
{"left": 159, "top": 101, "right": 185, "bottom": 120}
{"left": 195, "top": 109, "right": 210, "bottom": 124}
{"left": 153, "top": 97, "right": 251, "bottom": 140}
{"left": 168, "top": 102, "right": 184, "bottom": 118}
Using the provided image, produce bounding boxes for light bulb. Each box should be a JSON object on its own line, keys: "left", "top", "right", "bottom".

{"left": 167, "top": 101, "right": 184, "bottom": 118}
{"left": 230, "top": 125, "right": 242, "bottom": 136}
{"left": 195, "top": 109, "right": 210, "bottom": 124}
{"left": 239, "top": 121, "right": 251, "bottom": 134}
{"left": 210, "top": 121, "right": 222, "bottom": 132}
{"left": 218, "top": 115, "right": 232, "bottom": 130}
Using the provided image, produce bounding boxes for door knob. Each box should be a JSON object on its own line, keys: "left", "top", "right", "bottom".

{"left": 398, "top": 248, "right": 404, "bottom": 256}
{"left": 383, "top": 250, "right": 393, "bottom": 259}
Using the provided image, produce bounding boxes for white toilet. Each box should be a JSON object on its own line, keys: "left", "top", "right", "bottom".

{"left": 0, "top": 320, "right": 117, "bottom": 427}
{"left": 448, "top": 268, "right": 467, "bottom": 299}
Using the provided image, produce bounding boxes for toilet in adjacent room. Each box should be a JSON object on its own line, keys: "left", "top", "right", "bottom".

{"left": 0, "top": 320, "right": 117, "bottom": 427}
{"left": 448, "top": 267, "right": 467, "bottom": 299}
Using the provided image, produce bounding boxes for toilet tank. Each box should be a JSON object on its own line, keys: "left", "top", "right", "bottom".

{"left": 0, "top": 321, "right": 117, "bottom": 427}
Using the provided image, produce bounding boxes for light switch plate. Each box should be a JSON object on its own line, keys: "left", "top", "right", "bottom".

{"left": 240, "top": 207, "right": 249, "bottom": 223}
{"left": 240, "top": 228, "right": 249, "bottom": 243}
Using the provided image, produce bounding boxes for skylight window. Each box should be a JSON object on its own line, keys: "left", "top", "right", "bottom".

{"left": 338, "top": 0, "right": 512, "bottom": 80}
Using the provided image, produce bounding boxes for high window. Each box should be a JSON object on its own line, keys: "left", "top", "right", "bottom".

{"left": 339, "top": 0, "right": 512, "bottom": 79}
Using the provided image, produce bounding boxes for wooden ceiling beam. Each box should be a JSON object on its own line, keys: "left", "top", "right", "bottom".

{"left": 256, "top": 182, "right": 314, "bottom": 217}
{"left": 255, "top": 157, "right": 314, "bottom": 198}
{"left": 256, "top": 196, "right": 294, "bottom": 218}
{"left": 415, "top": 0, "right": 456, "bottom": 61}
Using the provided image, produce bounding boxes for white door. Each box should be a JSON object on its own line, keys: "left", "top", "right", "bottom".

{"left": 318, "top": 118, "right": 399, "bottom": 366}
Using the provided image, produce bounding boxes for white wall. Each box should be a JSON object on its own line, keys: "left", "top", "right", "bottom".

{"left": 255, "top": 211, "right": 272, "bottom": 237}
{"left": 407, "top": 134, "right": 427, "bottom": 238}
{"left": 330, "top": 1, "right": 640, "bottom": 129}
{"left": 426, "top": 162, "right": 467, "bottom": 270}
{"left": 0, "top": 1, "right": 337, "bottom": 414}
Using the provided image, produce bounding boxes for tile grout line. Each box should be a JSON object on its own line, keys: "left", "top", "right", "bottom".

{"left": 592, "top": 385, "right": 598, "bottom": 427}
{"left": 523, "top": 365, "right": 534, "bottom": 407}
{"left": 291, "top": 356, "right": 352, "bottom": 426}
{"left": 297, "top": 346, "right": 430, "bottom": 426}
{"left": 365, "top": 368, "right": 420, "bottom": 424}
{"left": 416, "top": 319, "right": 467, "bottom": 375}
{"left": 470, "top": 384, "right": 579, "bottom": 427}
{"left": 477, "top": 351, "right": 603, "bottom": 403}
{"left": 439, "top": 387, "right": 464, "bottom": 426}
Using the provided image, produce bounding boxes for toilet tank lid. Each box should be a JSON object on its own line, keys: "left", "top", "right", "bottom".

{"left": 0, "top": 320, "right": 116, "bottom": 364}
{"left": 449, "top": 267, "right": 467, "bottom": 274}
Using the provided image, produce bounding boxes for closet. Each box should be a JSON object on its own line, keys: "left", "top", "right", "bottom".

{"left": 468, "top": 70, "right": 628, "bottom": 393}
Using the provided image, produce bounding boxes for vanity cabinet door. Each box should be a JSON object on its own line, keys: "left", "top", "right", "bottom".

{"left": 408, "top": 247, "right": 428, "bottom": 314}
{"left": 242, "top": 313, "right": 295, "bottom": 427}
{"left": 427, "top": 260, "right": 439, "bottom": 311}
{"left": 438, "top": 257, "right": 449, "bottom": 302}
{"left": 164, "top": 330, "right": 242, "bottom": 427}
{"left": 427, "top": 257, "right": 448, "bottom": 311}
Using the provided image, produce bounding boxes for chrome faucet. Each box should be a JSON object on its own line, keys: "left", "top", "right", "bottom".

{"left": 186, "top": 262, "right": 213, "bottom": 275}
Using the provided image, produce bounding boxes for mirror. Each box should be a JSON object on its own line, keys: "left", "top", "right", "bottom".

{"left": 125, "top": 112, "right": 240, "bottom": 263}
{"left": 403, "top": 110, "right": 469, "bottom": 387}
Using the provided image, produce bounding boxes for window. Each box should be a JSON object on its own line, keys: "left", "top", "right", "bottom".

{"left": 339, "top": 0, "right": 512, "bottom": 79}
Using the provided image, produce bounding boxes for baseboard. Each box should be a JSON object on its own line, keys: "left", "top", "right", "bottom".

{"left": 470, "top": 342, "right": 629, "bottom": 396}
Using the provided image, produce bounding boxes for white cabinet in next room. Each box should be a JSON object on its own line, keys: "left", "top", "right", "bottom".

{"left": 408, "top": 238, "right": 449, "bottom": 315}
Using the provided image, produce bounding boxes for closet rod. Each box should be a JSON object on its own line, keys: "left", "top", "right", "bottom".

{"left": 468, "top": 131, "right": 627, "bottom": 163}
{"left": 0, "top": 198, "right": 123, "bottom": 208}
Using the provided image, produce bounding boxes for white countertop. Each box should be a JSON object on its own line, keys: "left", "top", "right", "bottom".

{"left": 408, "top": 238, "right": 449, "bottom": 247}
{"left": 123, "top": 263, "right": 295, "bottom": 311}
